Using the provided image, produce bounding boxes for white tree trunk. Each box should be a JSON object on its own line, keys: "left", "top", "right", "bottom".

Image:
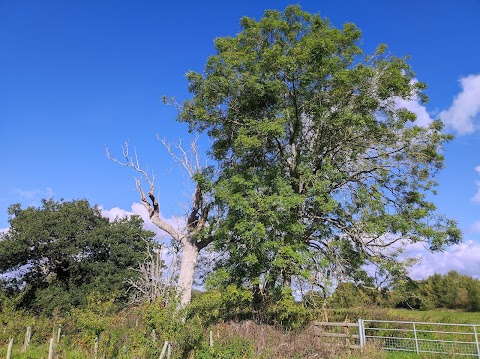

{"left": 107, "top": 141, "right": 212, "bottom": 308}
{"left": 177, "top": 236, "right": 200, "bottom": 307}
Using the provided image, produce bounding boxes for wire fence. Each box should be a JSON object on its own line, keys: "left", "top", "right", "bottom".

{"left": 358, "top": 319, "right": 480, "bottom": 357}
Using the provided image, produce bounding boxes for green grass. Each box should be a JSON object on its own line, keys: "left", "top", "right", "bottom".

{"left": 330, "top": 307, "right": 480, "bottom": 324}
{"left": 386, "top": 308, "right": 480, "bottom": 324}
{"left": 331, "top": 308, "right": 480, "bottom": 358}
{"left": 384, "top": 352, "right": 452, "bottom": 359}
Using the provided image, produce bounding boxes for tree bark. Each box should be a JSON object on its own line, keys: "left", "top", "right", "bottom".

{"left": 177, "top": 236, "right": 200, "bottom": 307}
{"left": 107, "top": 140, "right": 213, "bottom": 308}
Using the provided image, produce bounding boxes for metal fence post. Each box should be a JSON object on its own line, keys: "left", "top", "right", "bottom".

{"left": 413, "top": 322, "right": 419, "bottom": 353}
{"left": 474, "top": 325, "right": 480, "bottom": 359}
{"left": 358, "top": 319, "right": 365, "bottom": 352}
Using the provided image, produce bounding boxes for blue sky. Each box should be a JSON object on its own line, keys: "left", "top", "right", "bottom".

{"left": 1, "top": 0, "right": 480, "bottom": 279}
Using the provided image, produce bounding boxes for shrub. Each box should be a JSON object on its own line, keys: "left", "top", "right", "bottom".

{"left": 194, "top": 337, "right": 255, "bottom": 359}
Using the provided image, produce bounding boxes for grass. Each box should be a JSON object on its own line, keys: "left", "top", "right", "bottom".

{"left": 329, "top": 307, "right": 480, "bottom": 324}
{"left": 372, "top": 309, "right": 479, "bottom": 359}
{"left": 386, "top": 308, "right": 480, "bottom": 324}
{"left": 1, "top": 308, "right": 479, "bottom": 358}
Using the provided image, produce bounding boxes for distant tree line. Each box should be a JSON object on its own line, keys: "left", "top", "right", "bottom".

{"left": 328, "top": 271, "right": 480, "bottom": 312}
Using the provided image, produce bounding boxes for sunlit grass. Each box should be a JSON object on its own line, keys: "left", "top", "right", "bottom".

{"left": 386, "top": 308, "right": 480, "bottom": 324}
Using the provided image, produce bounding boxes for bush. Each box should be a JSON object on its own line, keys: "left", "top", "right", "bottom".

{"left": 267, "top": 295, "right": 311, "bottom": 330}
{"left": 145, "top": 299, "right": 204, "bottom": 358}
{"left": 188, "top": 285, "right": 254, "bottom": 326}
{"left": 194, "top": 337, "right": 255, "bottom": 359}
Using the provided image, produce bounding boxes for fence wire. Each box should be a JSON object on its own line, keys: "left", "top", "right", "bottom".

{"left": 360, "top": 319, "right": 480, "bottom": 357}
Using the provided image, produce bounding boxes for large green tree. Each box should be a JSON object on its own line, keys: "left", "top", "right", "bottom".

{"left": 0, "top": 199, "right": 155, "bottom": 314}
{"left": 179, "top": 6, "right": 461, "bottom": 305}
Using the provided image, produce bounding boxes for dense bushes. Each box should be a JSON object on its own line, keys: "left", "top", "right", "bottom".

{"left": 188, "top": 285, "right": 312, "bottom": 330}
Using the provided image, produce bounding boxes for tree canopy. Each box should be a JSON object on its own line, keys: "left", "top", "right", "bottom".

{"left": 0, "top": 198, "right": 155, "bottom": 314}
{"left": 179, "top": 5, "right": 461, "bottom": 304}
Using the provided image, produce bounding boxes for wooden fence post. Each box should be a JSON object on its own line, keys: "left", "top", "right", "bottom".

{"left": 310, "top": 320, "right": 361, "bottom": 352}
{"left": 344, "top": 320, "right": 351, "bottom": 354}
{"left": 209, "top": 330, "right": 214, "bottom": 347}
{"left": 6, "top": 338, "right": 13, "bottom": 359}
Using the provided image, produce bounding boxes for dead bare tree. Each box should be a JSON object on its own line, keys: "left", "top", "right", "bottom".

{"left": 127, "top": 242, "right": 179, "bottom": 305}
{"left": 106, "top": 137, "right": 214, "bottom": 307}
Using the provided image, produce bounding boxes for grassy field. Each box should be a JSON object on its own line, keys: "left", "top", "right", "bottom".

{"left": 386, "top": 308, "right": 480, "bottom": 324}
{"left": 329, "top": 307, "right": 480, "bottom": 324}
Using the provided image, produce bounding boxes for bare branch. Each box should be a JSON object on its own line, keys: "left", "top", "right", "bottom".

{"left": 126, "top": 242, "right": 180, "bottom": 306}
{"left": 157, "top": 135, "right": 203, "bottom": 178}
{"left": 106, "top": 142, "right": 181, "bottom": 241}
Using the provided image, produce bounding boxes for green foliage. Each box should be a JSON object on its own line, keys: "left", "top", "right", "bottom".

{"left": 188, "top": 285, "right": 253, "bottom": 326}
{"left": 390, "top": 271, "right": 480, "bottom": 311}
{"left": 70, "top": 293, "right": 117, "bottom": 337}
{"left": 329, "top": 282, "right": 376, "bottom": 308}
{"left": 178, "top": 4, "right": 461, "bottom": 314}
{"left": 194, "top": 337, "right": 255, "bottom": 359}
{"left": 266, "top": 294, "right": 311, "bottom": 330}
{"left": 189, "top": 285, "right": 311, "bottom": 330}
{"left": 330, "top": 271, "right": 480, "bottom": 312}
{"left": 2, "top": 300, "right": 479, "bottom": 358}
{"left": 145, "top": 298, "right": 204, "bottom": 357}
{"left": 0, "top": 198, "right": 155, "bottom": 314}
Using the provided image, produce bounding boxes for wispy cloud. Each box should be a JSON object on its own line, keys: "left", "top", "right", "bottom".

{"left": 403, "top": 240, "right": 480, "bottom": 279}
{"left": 440, "top": 74, "right": 480, "bottom": 135}
{"left": 13, "top": 187, "right": 54, "bottom": 200}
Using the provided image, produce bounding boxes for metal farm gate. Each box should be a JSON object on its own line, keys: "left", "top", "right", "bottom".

{"left": 358, "top": 319, "right": 480, "bottom": 357}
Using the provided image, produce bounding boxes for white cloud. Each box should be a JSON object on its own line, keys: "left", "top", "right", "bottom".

{"left": 440, "top": 74, "right": 480, "bottom": 135}
{"left": 393, "top": 74, "right": 480, "bottom": 135}
{"left": 395, "top": 96, "right": 434, "bottom": 127}
{"left": 100, "top": 206, "right": 134, "bottom": 221}
{"left": 403, "top": 240, "right": 480, "bottom": 279}
{"left": 100, "top": 202, "right": 186, "bottom": 242}
{"left": 392, "top": 78, "right": 435, "bottom": 128}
